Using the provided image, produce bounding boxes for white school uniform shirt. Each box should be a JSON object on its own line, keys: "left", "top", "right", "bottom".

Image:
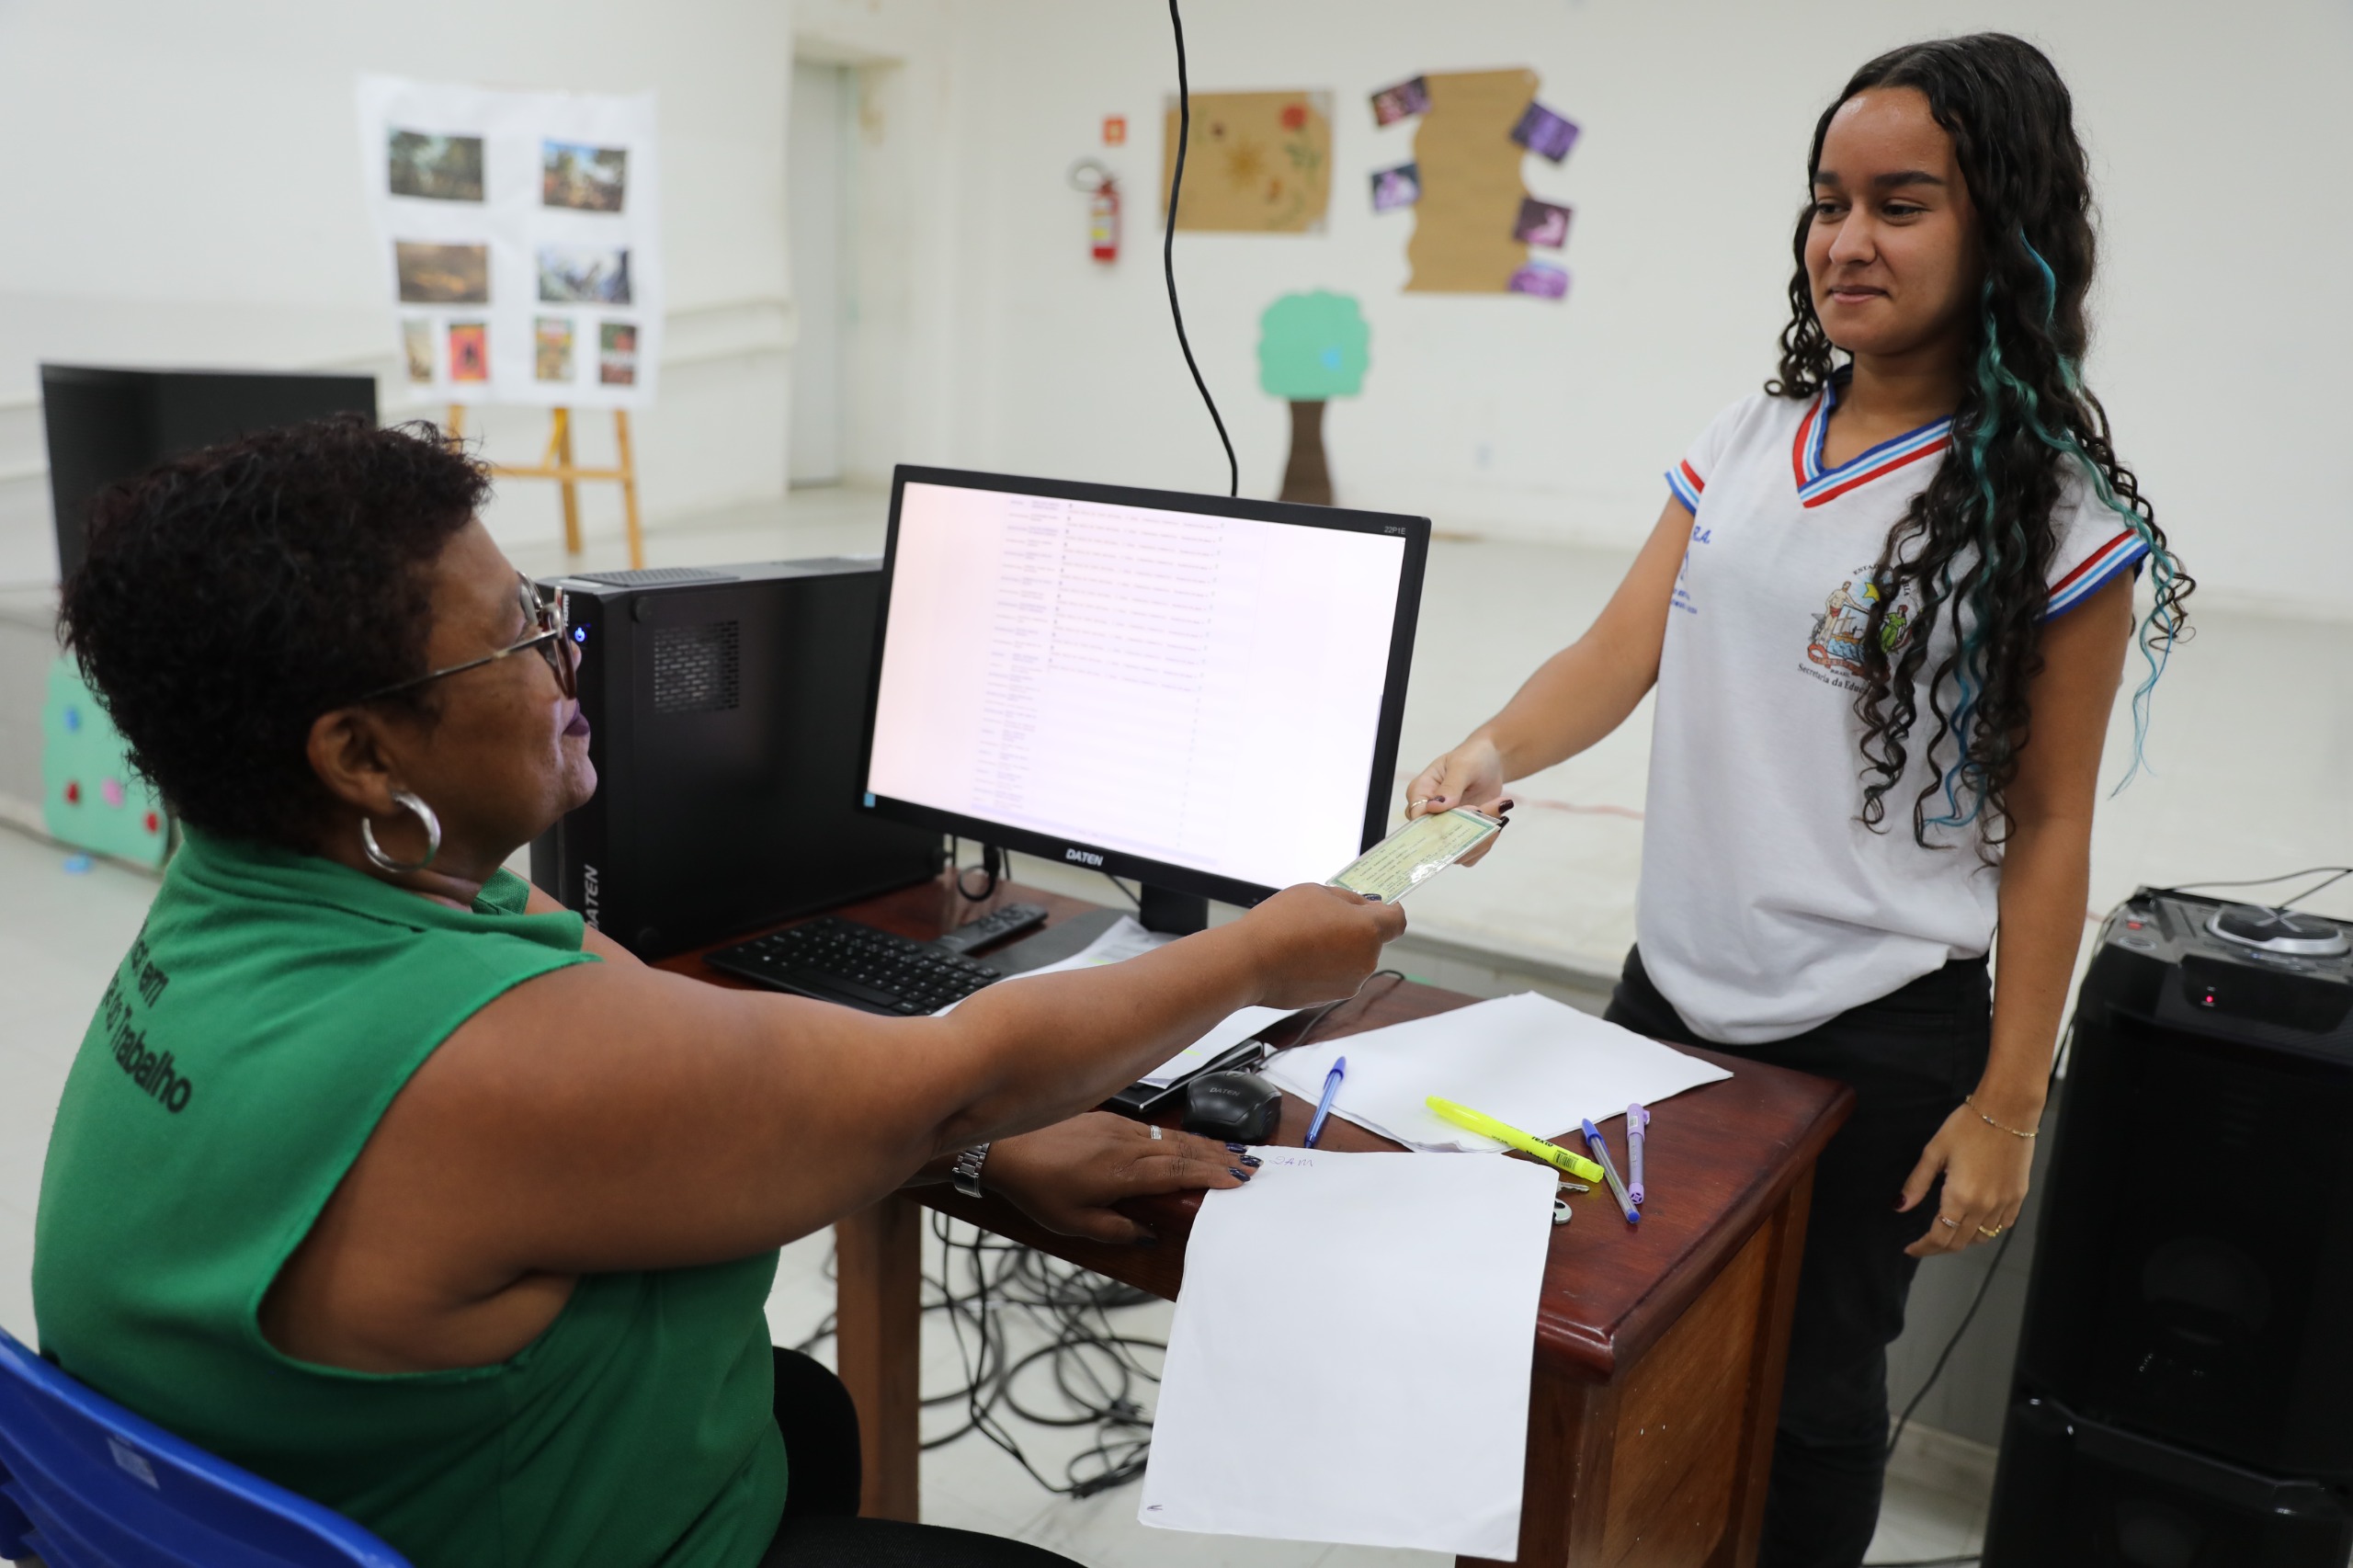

{"left": 1641, "top": 381, "right": 2147, "bottom": 1044}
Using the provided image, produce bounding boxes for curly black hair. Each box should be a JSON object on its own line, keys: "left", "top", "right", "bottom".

{"left": 58, "top": 416, "right": 490, "bottom": 848}
{"left": 1770, "top": 34, "right": 2192, "bottom": 848}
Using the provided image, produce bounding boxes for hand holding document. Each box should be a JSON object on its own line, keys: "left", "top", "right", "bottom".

{"left": 1264, "top": 990, "right": 1731, "bottom": 1154}
{"left": 1327, "top": 806, "right": 1503, "bottom": 902}
{"left": 1139, "top": 1147, "right": 1556, "bottom": 1556}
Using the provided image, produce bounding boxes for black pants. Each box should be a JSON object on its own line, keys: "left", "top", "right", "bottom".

{"left": 1605, "top": 946, "right": 1991, "bottom": 1568}
{"left": 758, "top": 1348, "right": 1081, "bottom": 1567}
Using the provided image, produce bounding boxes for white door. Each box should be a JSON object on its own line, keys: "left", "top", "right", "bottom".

{"left": 789, "top": 60, "right": 848, "bottom": 487}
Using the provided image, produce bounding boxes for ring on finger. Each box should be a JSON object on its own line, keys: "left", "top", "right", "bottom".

{"left": 1938, "top": 1215, "right": 1961, "bottom": 1230}
{"left": 1977, "top": 1223, "right": 2003, "bottom": 1238}
{"left": 1147, "top": 1125, "right": 1163, "bottom": 1141}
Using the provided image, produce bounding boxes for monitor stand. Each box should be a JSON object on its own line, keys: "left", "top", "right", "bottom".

{"left": 982, "top": 882, "right": 1211, "bottom": 978}
{"left": 1138, "top": 884, "right": 1209, "bottom": 937}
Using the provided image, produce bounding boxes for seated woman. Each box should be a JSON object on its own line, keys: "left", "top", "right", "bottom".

{"left": 35, "top": 418, "right": 1404, "bottom": 1568}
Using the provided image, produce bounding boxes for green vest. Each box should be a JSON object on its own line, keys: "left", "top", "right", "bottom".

{"left": 33, "top": 829, "right": 787, "bottom": 1568}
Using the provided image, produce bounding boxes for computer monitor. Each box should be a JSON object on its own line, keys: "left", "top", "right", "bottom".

{"left": 859, "top": 465, "right": 1430, "bottom": 933}
{"left": 41, "top": 365, "right": 379, "bottom": 583}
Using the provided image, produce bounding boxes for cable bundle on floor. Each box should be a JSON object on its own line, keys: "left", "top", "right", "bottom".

{"left": 791, "top": 1214, "right": 1171, "bottom": 1499}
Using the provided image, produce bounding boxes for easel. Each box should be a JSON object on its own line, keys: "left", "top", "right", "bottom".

{"left": 448, "top": 404, "right": 645, "bottom": 569}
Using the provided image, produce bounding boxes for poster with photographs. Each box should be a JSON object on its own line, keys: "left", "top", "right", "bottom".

{"left": 358, "top": 75, "right": 660, "bottom": 409}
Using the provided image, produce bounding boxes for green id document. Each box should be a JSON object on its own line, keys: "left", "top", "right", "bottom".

{"left": 1328, "top": 807, "right": 1504, "bottom": 903}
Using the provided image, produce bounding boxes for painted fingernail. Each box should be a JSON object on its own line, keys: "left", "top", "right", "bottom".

{"left": 1239, "top": 1153, "right": 1262, "bottom": 1167}
{"left": 1136, "top": 1233, "right": 1160, "bottom": 1246}
{"left": 1225, "top": 1142, "right": 1249, "bottom": 1153}
{"left": 1229, "top": 1166, "right": 1254, "bottom": 1181}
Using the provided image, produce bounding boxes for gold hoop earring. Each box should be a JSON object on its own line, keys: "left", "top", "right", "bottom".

{"left": 360, "top": 790, "right": 441, "bottom": 874}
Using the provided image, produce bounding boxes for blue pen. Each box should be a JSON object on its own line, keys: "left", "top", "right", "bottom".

{"left": 1304, "top": 1056, "right": 1347, "bottom": 1148}
{"left": 1627, "top": 1103, "right": 1651, "bottom": 1206}
{"left": 1581, "top": 1118, "right": 1641, "bottom": 1223}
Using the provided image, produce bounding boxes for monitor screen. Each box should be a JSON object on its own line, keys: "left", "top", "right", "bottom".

{"left": 41, "top": 365, "right": 379, "bottom": 583}
{"left": 862, "top": 468, "right": 1428, "bottom": 908}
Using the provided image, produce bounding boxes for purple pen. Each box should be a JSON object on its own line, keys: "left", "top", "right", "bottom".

{"left": 1627, "top": 1103, "right": 1651, "bottom": 1206}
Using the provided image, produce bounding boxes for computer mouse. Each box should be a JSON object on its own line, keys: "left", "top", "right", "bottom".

{"left": 1181, "top": 1071, "right": 1283, "bottom": 1145}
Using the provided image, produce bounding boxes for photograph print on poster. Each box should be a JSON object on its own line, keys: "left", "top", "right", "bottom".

{"left": 543, "top": 141, "right": 628, "bottom": 211}
{"left": 1509, "top": 101, "right": 1580, "bottom": 163}
{"left": 1371, "top": 163, "right": 1421, "bottom": 212}
{"left": 388, "top": 131, "right": 484, "bottom": 201}
{"left": 1512, "top": 198, "right": 1572, "bottom": 248}
{"left": 1506, "top": 262, "right": 1569, "bottom": 300}
{"left": 396, "top": 242, "right": 490, "bottom": 304}
{"left": 535, "top": 318, "right": 575, "bottom": 382}
{"left": 403, "top": 320, "right": 436, "bottom": 383}
{"left": 1370, "top": 75, "right": 1431, "bottom": 127}
{"left": 449, "top": 323, "right": 490, "bottom": 381}
{"left": 539, "top": 245, "right": 632, "bottom": 304}
{"left": 598, "top": 322, "right": 638, "bottom": 385}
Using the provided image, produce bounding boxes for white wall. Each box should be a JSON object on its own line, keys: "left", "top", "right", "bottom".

{"left": 0, "top": 0, "right": 797, "bottom": 584}
{"left": 4, "top": 0, "right": 2346, "bottom": 614}
{"left": 803, "top": 0, "right": 2353, "bottom": 619}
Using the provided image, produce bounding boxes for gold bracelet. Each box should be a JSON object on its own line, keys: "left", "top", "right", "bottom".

{"left": 1966, "top": 1094, "right": 2039, "bottom": 1139}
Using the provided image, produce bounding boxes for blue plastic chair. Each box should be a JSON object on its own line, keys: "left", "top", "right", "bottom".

{"left": 0, "top": 1328, "right": 407, "bottom": 1568}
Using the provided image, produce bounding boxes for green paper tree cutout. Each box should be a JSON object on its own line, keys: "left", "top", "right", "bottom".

{"left": 1257, "top": 290, "right": 1369, "bottom": 506}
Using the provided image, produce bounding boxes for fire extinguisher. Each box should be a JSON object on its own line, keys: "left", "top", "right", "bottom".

{"left": 1070, "top": 160, "right": 1119, "bottom": 264}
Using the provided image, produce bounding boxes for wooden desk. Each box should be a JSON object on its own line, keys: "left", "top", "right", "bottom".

{"left": 661, "top": 876, "right": 1851, "bottom": 1568}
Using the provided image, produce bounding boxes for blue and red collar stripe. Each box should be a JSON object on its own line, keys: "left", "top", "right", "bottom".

{"left": 1791, "top": 388, "right": 1954, "bottom": 508}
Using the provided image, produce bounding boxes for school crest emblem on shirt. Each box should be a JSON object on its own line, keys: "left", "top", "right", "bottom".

{"left": 1806, "top": 567, "right": 1915, "bottom": 680}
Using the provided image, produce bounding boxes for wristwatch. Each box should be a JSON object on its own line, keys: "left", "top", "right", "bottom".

{"left": 950, "top": 1142, "right": 991, "bottom": 1200}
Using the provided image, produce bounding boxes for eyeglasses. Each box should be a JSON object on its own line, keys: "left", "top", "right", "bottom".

{"left": 357, "top": 576, "right": 576, "bottom": 704}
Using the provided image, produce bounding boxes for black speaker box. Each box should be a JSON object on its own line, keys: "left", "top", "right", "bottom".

{"left": 1984, "top": 1396, "right": 2353, "bottom": 1568}
{"left": 1985, "top": 890, "right": 2353, "bottom": 1566}
{"left": 529, "top": 560, "right": 942, "bottom": 959}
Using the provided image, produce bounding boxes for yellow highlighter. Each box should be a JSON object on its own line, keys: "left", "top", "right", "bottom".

{"left": 1427, "top": 1096, "right": 1608, "bottom": 1184}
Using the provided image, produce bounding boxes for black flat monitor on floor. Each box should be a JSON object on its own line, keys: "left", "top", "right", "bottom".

{"left": 858, "top": 465, "right": 1430, "bottom": 933}
{"left": 41, "top": 365, "right": 379, "bottom": 582}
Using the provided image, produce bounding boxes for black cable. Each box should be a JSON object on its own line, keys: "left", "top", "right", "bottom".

{"left": 791, "top": 1213, "right": 1176, "bottom": 1494}
{"left": 953, "top": 838, "right": 1004, "bottom": 902}
{"left": 1863, "top": 1556, "right": 1980, "bottom": 1567}
{"left": 1101, "top": 874, "right": 1143, "bottom": 912}
{"left": 2278, "top": 868, "right": 2351, "bottom": 912}
{"left": 1885, "top": 1224, "right": 2017, "bottom": 1460}
{"left": 1163, "top": 0, "right": 1238, "bottom": 497}
{"left": 1271, "top": 970, "right": 1408, "bottom": 1055}
{"left": 2157, "top": 866, "right": 2351, "bottom": 904}
{"left": 1884, "top": 1018, "right": 2071, "bottom": 1460}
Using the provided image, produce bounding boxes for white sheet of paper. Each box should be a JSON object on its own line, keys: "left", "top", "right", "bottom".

{"left": 1139, "top": 1147, "right": 1555, "bottom": 1556}
{"left": 930, "top": 916, "right": 1170, "bottom": 1014}
{"left": 933, "top": 918, "right": 1294, "bottom": 1085}
{"left": 1008, "top": 915, "right": 1172, "bottom": 976}
{"left": 1262, "top": 991, "right": 1731, "bottom": 1151}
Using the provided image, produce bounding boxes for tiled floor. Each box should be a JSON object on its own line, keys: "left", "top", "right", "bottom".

{"left": 6, "top": 488, "right": 2346, "bottom": 1564}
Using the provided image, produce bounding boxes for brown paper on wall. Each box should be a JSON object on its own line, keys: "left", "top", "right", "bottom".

{"left": 1160, "top": 91, "right": 1333, "bottom": 233}
{"left": 1405, "top": 69, "right": 1539, "bottom": 293}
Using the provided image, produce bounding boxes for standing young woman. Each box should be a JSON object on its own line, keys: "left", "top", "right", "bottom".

{"left": 1405, "top": 36, "right": 2190, "bottom": 1568}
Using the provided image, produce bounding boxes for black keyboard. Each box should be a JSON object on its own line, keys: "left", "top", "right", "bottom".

{"left": 703, "top": 917, "right": 1002, "bottom": 1016}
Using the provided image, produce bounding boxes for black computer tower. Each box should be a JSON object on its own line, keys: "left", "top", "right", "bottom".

{"left": 41, "top": 365, "right": 378, "bottom": 581}
{"left": 1984, "top": 890, "right": 2353, "bottom": 1567}
{"left": 529, "top": 560, "right": 943, "bottom": 959}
